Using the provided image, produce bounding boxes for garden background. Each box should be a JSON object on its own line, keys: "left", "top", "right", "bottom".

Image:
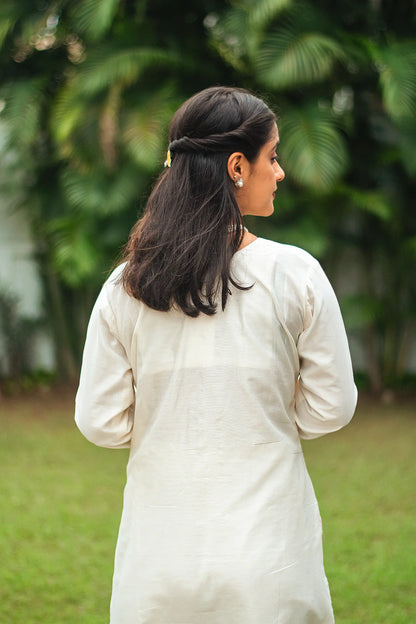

{"left": 0, "top": 1, "right": 415, "bottom": 622}
{"left": 1, "top": 0, "right": 416, "bottom": 393}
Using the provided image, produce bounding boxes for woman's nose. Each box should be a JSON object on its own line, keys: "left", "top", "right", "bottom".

{"left": 275, "top": 163, "right": 285, "bottom": 181}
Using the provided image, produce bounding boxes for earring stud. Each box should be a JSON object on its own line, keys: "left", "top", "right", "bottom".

{"left": 234, "top": 177, "right": 243, "bottom": 188}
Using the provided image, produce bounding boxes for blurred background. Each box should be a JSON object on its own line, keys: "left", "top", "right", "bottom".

{"left": 1, "top": 0, "right": 415, "bottom": 397}
{"left": 1, "top": 5, "right": 415, "bottom": 623}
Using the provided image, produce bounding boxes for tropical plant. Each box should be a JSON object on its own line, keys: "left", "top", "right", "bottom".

{"left": 208, "top": 0, "right": 416, "bottom": 392}
{"left": 0, "top": 0, "right": 415, "bottom": 390}
{"left": 0, "top": 0, "right": 236, "bottom": 378}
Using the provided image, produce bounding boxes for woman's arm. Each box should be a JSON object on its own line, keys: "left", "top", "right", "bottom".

{"left": 75, "top": 283, "right": 134, "bottom": 449}
{"left": 295, "top": 260, "right": 357, "bottom": 439}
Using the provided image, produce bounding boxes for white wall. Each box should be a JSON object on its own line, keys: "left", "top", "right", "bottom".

{"left": 0, "top": 197, "right": 55, "bottom": 375}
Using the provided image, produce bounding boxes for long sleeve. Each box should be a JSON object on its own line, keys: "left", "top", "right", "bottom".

{"left": 295, "top": 260, "right": 357, "bottom": 439}
{"left": 75, "top": 282, "right": 134, "bottom": 449}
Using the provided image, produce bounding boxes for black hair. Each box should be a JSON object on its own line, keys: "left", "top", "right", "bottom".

{"left": 122, "top": 86, "right": 276, "bottom": 317}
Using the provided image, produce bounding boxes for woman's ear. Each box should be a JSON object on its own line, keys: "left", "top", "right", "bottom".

{"left": 227, "top": 152, "right": 244, "bottom": 184}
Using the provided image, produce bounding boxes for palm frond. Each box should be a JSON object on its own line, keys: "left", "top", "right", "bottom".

{"left": 245, "top": 0, "right": 292, "bottom": 29}
{"left": 52, "top": 81, "right": 176, "bottom": 172}
{"left": 257, "top": 27, "right": 346, "bottom": 89}
{"left": 371, "top": 41, "right": 416, "bottom": 120}
{"left": 337, "top": 185, "right": 393, "bottom": 221}
{"left": 50, "top": 81, "right": 87, "bottom": 146}
{"left": 208, "top": 0, "right": 292, "bottom": 71}
{"left": 207, "top": 7, "right": 251, "bottom": 71}
{"left": 60, "top": 166, "right": 139, "bottom": 216}
{"left": 46, "top": 215, "right": 100, "bottom": 287}
{"left": 121, "top": 88, "right": 177, "bottom": 170}
{"left": 51, "top": 96, "right": 105, "bottom": 172}
{"left": 71, "top": 46, "right": 183, "bottom": 95}
{"left": 70, "top": 0, "right": 121, "bottom": 42}
{"left": 280, "top": 105, "right": 348, "bottom": 190}
{"left": 0, "top": 79, "right": 46, "bottom": 149}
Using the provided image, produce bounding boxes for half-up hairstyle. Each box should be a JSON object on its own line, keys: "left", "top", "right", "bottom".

{"left": 122, "top": 86, "right": 276, "bottom": 317}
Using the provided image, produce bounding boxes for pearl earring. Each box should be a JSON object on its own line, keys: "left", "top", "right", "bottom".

{"left": 234, "top": 177, "right": 243, "bottom": 188}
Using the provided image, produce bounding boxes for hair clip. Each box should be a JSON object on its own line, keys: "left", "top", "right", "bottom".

{"left": 164, "top": 149, "right": 172, "bottom": 168}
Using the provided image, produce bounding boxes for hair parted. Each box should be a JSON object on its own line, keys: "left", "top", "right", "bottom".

{"left": 122, "top": 86, "right": 276, "bottom": 317}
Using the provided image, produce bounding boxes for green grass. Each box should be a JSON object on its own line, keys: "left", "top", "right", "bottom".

{"left": 0, "top": 390, "right": 415, "bottom": 623}
{"left": 0, "top": 389, "right": 128, "bottom": 623}
{"left": 302, "top": 398, "right": 416, "bottom": 623}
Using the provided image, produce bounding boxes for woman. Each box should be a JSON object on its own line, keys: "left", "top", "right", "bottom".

{"left": 75, "top": 86, "right": 357, "bottom": 623}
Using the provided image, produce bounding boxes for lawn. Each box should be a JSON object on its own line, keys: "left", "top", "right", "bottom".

{"left": 0, "top": 388, "right": 415, "bottom": 623}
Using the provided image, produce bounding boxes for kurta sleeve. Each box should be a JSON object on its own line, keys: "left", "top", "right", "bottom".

{"left": 295, "top": 259, "right": 357, "bottom": 439}
{"left": 75, "top": 281, "right": 134, "bottom": 449}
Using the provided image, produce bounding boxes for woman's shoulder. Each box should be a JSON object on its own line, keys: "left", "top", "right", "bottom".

{"left": 239, "top": 237, "right": 319, "bottom": 271}
{"left": 95, "top": 262, "right": 137, "bottom": 314}
{"left": 106, "top": 262, "right": 127, "bottom": 285}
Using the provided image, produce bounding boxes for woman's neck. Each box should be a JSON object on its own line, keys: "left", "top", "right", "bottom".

{"left": 238, "top": 230, "right": 257, "bottom": 250}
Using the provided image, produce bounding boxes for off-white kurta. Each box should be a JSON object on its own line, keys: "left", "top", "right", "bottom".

{"left": 75, "top": 238, "right": 357, "bottom": 624}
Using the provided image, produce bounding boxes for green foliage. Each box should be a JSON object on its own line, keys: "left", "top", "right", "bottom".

{"left": 279, "top": 105, "right": 348, "bottom": 190}
{"left": 336, "top": 186, "right": 393, "bottom": 222}
{"left": 369, "top": 40, "right": 416, "bottom": 121}
{"left": 66, "top": 46, "right": 182, "bottom": 96}
{"left": 1, "top": 79, "right": 46, "bottom": 151}
{"left": 257, "top": 29, "right": 346, "bottom": 90}
{"left": 69, "top": 0, "right": 121, "bottom": 41}
{"left": 0, "top": 0, "right": 415, "bottom": 389}
{"left": 245, "top": 0, "right": 292, "bottom": 29}
{"left": 60, "top": 166, "right": 140, "bottom": 216}
{"left": 209, "top": 1, "right": 351, "bottom": 191}
{"left": 212, "top": 0, "right": 416, "bottom": 391}
{"left": 0, "top": 0, "right": 234, "bottom": 379}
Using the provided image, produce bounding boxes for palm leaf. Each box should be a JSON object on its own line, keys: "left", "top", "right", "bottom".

{"left": 121, "top": 88, "right": 177, "bottom": 170}
{"left": 257, "top": 27, "right": 346, "bottom": 89}
{"left": 209, "top": 0, "right": 292, "bottom": 67}
{"left": 280, "top": 105, "right": 348, "bottom": 190}
{"left": 52, "top": 81, "right": 176, "bottom": 172}
{"left": 372, "top": 41, "right": 416, "bottom": 120}
{"left": 72, "top": 46, "right": 184, "bottom": 96}
{"left": 0, "top": 79, "right": 46, "bottom": 149}
{"left": 60, "top": 166, "right": 139, "bottom": 216}
{"left": 245, "top": 0, "right": 293, "bottom": 29}
{"left": 335, "top": 184, "right": 393, "bottom": 222}
{"left": 51, "top": 97, "right": 105, "bottom": 171}
{"left": 337, "top": 185, "right": 393, "bottom": 221}
{"left": 207, "top": 7, "right": 251, "bottom": 71}
{"left": 70, "top": 0, "right": 121, "bottom": 41}
{"left": 46, "top": 215, "right": 100, "bottom": 287}
{"left": 50, "top": 76, "right": 88, "bottom": 145}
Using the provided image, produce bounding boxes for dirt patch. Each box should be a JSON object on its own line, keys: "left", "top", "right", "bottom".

{"left": 0, "top": 382, "right": 77, "bottom": 421}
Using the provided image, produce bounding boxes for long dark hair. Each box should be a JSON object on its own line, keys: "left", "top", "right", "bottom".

{"left": 122, "top": 86, "right": 276, "bottom": 317}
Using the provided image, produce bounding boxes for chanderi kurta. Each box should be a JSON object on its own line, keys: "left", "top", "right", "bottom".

{"left": 75, "top": 238, "right": 357, "bottom": 624}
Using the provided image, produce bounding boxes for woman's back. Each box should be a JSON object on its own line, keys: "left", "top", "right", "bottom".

{"left": 75, "top": 237, "right": 356, "bottom": 623}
